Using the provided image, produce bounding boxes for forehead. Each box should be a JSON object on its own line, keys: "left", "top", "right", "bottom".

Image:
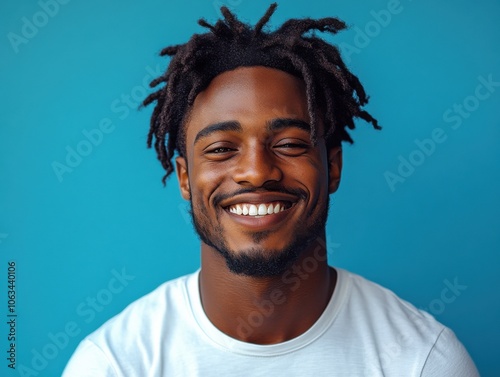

{"left": 185, "top": 66, "right": 310, "bottom": 133}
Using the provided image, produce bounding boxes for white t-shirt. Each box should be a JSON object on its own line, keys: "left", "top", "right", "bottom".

{"left": 62, "top": 268, "right": 479, "bottom": 376}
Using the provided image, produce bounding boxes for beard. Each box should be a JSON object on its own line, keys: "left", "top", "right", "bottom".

{"left": 188, "top": 190, "right": 329, "bottom": 278}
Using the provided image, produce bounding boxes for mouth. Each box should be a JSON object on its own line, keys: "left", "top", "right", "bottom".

{"left": 225, "top": 201, "right": 294, "bottom": 217}
{"left": 218, "top": 191, "right": 302, "bottom": 230}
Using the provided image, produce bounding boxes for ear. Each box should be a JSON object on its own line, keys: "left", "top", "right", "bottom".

{"left": 328, "top": 147, "right": 342, "bottom": 194}
{"left": 175, "top": 156, "right": 191, "bottom": 200}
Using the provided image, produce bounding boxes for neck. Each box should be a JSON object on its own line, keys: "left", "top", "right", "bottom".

{"left": 199, "top": 237, "right": 336, "bottom": 344}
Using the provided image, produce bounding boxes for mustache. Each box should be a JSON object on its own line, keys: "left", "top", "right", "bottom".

{"left": 213, "top": 186, "right": 308, "bottom": 208}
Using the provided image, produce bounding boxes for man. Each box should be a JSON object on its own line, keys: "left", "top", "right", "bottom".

{"left": 63, "top": 4, "right": 478, "bottom": 376}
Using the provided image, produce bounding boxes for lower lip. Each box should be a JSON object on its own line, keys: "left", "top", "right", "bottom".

{"left": 223, "top": 205, "right": 296, "bottom": 230}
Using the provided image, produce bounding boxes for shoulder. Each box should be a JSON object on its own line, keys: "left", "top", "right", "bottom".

{"left": 420, "top": 326, "right": 480, "bottom": 377}
{"left": 62, "top": 271, "right": 198, "bottom": 377}
{"left": 339, "top": 268, "right": 444, "bottom": 336}
{"left": 62, "top": 338, "right": 116, "bottom": 377}
{"left": 336, "top": 269, "right": 479, "bottom": 376}
{"left": 90, "top": 271, "right": 194, "bottom": 341}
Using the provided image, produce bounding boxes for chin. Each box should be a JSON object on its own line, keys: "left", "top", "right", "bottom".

{"left": 222, "top": 246, "right": 301, "bottom": 277}
{"left": 190, "top": 198, "right": 328, "bottom": 277}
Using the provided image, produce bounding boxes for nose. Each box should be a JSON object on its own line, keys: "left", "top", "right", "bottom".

{"left": 233, "top": 144, "right": 283, "bottom": 187}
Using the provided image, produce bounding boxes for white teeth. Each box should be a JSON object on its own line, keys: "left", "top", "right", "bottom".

{"left": 228, "top": 202, "right": 290, "bottom": 217}
{"left": 248, "top": 205, "right": 258, "bottom": 216}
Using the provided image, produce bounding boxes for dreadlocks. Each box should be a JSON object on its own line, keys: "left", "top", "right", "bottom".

{"left": 143, "top": 3, "right": 380, "bottom": 184}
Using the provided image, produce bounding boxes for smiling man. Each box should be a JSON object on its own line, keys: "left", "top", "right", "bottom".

{"left": 63, "top": 4, "right": 478, "bottom": 376}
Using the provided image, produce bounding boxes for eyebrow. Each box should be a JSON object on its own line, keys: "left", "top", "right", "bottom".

{"left": 193, "top": 117, "right": 312, "bottom": 145}
{"left": 266, "top": 118, "right": 311, "bottom": 133}
{"left": 194, "top": 121, "right": 242, "bottom": 144}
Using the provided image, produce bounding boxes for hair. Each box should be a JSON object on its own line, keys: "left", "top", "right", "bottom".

{"left": 143, "top": 3, "right": 380, "bottom": 184}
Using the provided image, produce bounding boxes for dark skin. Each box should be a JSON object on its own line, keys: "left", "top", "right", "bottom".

{"left": 176, "top": 66, "right": 342, "bottom": 344}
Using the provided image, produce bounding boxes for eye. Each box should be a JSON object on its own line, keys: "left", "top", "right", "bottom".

{"left": 274, "top": 139, "right": 310, "bottom": 156}
{"left": 207, "top": 147, "right": 234, "bottom": 154}
{"left": 203, "top": 143, "right": 237, "bottom": 160}
{"left": 277, "top": 142, "right": 308, "bottom": 148}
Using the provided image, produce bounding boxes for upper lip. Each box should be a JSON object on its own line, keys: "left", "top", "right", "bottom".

{"left": 219, "top": 192, "right": 300, "bottom": 208}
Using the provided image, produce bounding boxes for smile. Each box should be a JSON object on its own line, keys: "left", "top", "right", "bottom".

{"left": 226, "top": 201, "right": 292, "bottom": 217}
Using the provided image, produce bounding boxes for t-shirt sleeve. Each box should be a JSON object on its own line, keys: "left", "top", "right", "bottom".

{"left": 421, "top": 327, "right": 479, "bottom": 377}
{"left": 62, "top": 338, "right": 117, "bottom": 377}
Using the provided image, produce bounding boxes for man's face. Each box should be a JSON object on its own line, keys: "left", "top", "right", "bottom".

{"left": 176, "top": 66, "right": 342, "bottom": 277}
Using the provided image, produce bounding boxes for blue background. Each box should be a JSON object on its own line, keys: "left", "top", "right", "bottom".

{"left": 1, "top": 0, "right": 499, "bottom": 375}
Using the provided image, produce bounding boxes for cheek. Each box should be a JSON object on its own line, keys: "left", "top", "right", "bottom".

{"left": 309, "top": 148, "right": 331, "bottom": 191}
{"left": 189, "top": 164, "right": 225, "bottom": 204}
{"left": 289, "top": 157, "right": 329, "bottom": 191}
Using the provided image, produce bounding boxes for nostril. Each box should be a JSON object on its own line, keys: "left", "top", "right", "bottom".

{"left": 233, "top": 163, "right": 283, "bottom": 186}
